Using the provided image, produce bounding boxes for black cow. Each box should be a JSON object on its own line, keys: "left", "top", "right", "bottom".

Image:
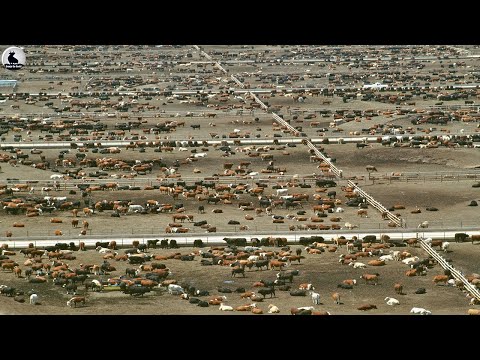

{"left": 207, "top": 197, "right": 220, "bottom": 204}
{"left": 63, "top": 283, "right": 77, "bottom": 295}
{"left": 147, "top": 239, "right": 159, "bottom": 249}
{"left": 137, "top": 244, "right": 147, "bottom": 252}
{"left": 193, "top": 239, "right": 204, "bottom": 247}
{"left": 194, "top": 220, "right": 207, "bottom": 227}
{"left": 181, "top": 255, "right": 195, "bottom": 261}
{"left": 231, "top": 268, "right": 245, "bottom": 277}
{"left": 295, "top": 309, "right": 312, "bottom": 315}
{"left": 1, "top": 287, "right": 15, "bottom": 297}
{"left": 200, "top": 259, "right": 213, "bottom": 266}
{"left": 254, "top": 260, "right": 269, "bottom": 270}
{"left": 24, "top": 269, "right": 33, "bottom": 278}
{"left": 123, "top": 286, "right": 151, "bottom": 297}
{"left": 290, "top": 289, "right": 307, "bottom": 296}
{"left": 258, "top": 287, "right": 275, "bottom": 298}
{"left": 362, "top": 235, "right": 377, "bottom": 242}
{"left": 128, "top": 256, "right": 145, "bottom": 264}
{"left": 198, "top": 205, "right": 205, "bottom": 214}
{"left": 169, "top": 240, "right": 179, "bottom": 249}
{"left": 217, "top": 287, "right": 232, "bottom": 293}
{"left": 276, "top": 272, "right": 293, "bottom": 283}
{"left": 197, "top": 301, "right": 209, "bottom": 307}
{"left": 71, "top": 275, "right": 88, "bottom": 284}
{"left": 261, "top": 280, "right": 275, "bottom": 288}
{"left": 125, "top": 268, "right": 137, "bottom": 277}
{"left": 124, "top": 248, "right": 139, "bottom": 254}
{"left": 337, "top": 284, "right": 353, "bottom": 289}
{"left": 160, "top": 239, "right": 169, "bottom": 249}
{"left": 195, "top": 289, "right": 209, "bottom": 297}
{"left": 278, "top": 285, "right": 291, "bottom": 291}
{"left": 189, "top": 297, "right": 201, "bottom": 304}
{"left": 54, "top": 278, "right": 68, "bottom": 286}
{"left": 415, "top": 288, "right": 426, "bottom": 294}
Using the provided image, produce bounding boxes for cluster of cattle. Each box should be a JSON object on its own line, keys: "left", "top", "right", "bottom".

{"left": 0, "top": 230, "right": 479, "bottom": 313}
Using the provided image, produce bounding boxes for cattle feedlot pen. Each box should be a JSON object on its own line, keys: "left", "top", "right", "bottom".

{"left": 1, "top": 45, "right": 479, "bottom": 314}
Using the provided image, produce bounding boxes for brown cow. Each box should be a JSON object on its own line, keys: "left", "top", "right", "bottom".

{"left": 269, "top": 260, "right": 287, "bottom": 271}
{"left": 71, "top": 219, "right": 79, "bottom": 228}
{"left": 394, "top": 283, "right": 403, "bottom": 295}
{"left": 332, "top": 292, "right": 341, "bottom": 304}
{"left": 67, "top": 296, "right": 86, "bottom": 308}
{"left": 358, "top": 304, "right": 377, "bottom": 311}
{"left": 361, "top": 273, "right": 380, "bottom": 285}
{"left": 405, "top": 269, "right": 417, "bottom": 277}
{"left": 433, "top": 275, "right": 449, "bottom": 285}
{"left": 2, "top": 263, "right": 15, "bottom": 271}
{"left": 368, "top": 260, "right": 385, "bottom": 266}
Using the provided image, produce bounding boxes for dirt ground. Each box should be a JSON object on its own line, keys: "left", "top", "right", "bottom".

{"left": 0, "top": 242, "right": 477, "bottom": 315}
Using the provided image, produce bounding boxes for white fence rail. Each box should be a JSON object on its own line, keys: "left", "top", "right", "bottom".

{"left": 419, "top": 238, "right": 480, "bottom": 302}
{"left": 347, "top": 180, "right": 405, "bottom": 228}
{"left": 304, "top": 140, "right": 343, "bottom": 178}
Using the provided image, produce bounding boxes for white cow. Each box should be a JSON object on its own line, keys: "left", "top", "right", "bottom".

{"left": 344, "top": 222, "right": 358, "bottom": 230}
{"left": 423, "top": 237, "right": 432, "bottom": 246}
{"left": 379, "top": 255, "right": 394, "bottom": 262}
{"left": 219, "top": 303, "right": 234, "bottom": 311}
{"left": 168, "top": 284, "right": 184, "bottom": 295}
{"left": 194, "top": 152, "right": 207, "bottom": 158}
{"left": 268, "top": 304, "right": 280, "bottom": 313}
{"left": 178, "top": 147, "right": 188, "bottom": 151}
{"left": 95, "top": 246, "right": 114, "bottom": 254}
{"left": 248, "top": 255, "right": 260, "bottom": 262}
{"left": 335, "top": 207, "right": 344, "bottom": 213}
{"left": 385, "top": 297, "right": 400, "bottom": 306}
{"left": 418, "top": 221, "right": 429, "bottom": 229}
{"left": 310, "top": 291, "right": 321, "bottom": 305}
{"left": 442, "top": 242, "right": 450, "bottom": 252}
{"left": 91, "top": 279, "right": 103, "bottom": 291}
{"left": 244, "top": 246, "right": 262, "bottom": 252}
{"left": 402, "top": 256, "right": 419, "bottom": 265}
{"left": 276, "top": 188, "right": 288, "bottom": 197}
{"left": 128, "top": 205, "right": 145, "bottom": 213}
{"left": 349, "top": 261, "right": 367, "bottom": 269}
{"left": 390, "top": 251, "right": 400, "bottom": 261}
{"left": 29, "top": 293, "right": 39, "bottom": 305}
{"left": 410, "top": 307, "right": 431, "bottom": 315}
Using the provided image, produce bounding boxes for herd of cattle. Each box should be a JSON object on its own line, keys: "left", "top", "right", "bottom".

{"left": 0, "top": 234, "right": 479, "bottom": 314}
{"left": 0, "top": 45, "right": 479, "bottom": 314}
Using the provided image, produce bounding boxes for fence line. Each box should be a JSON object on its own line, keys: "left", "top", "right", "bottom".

{"left": 304, "top": 140, "right": 343, "bottom": 178}
{"left": 347, "top": 180, "right": 405, "bottom": 228}
{"left": 376, "top": 172, "right": 480, "bottom": 183}
{"left": 419, "top": 238, "right": 480, "bottom": 302}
